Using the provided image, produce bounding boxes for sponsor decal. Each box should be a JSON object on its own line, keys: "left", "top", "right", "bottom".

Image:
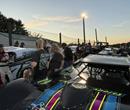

{"left": 89, "top": 92, "right": 106, "bottom": 110}
{"left": 89, "top": 90, "right": 120, "bottom": 110}
{"left": 27, "top": 82, "right": 64, "bottom": 110}
{"left": 102, "top": 95, "right": 117, "bottom": 110}
{"left": 45, "top": 89, "right": 62, "bottom": 110}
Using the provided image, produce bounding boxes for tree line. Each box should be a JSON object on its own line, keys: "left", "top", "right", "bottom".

{"left": 0, "top": 12, "right": 28, "bottom": 35}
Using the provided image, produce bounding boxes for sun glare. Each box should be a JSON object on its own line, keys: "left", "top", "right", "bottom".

{"left": 81, "top": 13, "right": 88, "bottom": 19}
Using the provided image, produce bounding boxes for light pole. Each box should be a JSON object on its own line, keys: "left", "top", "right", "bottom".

{"left": 81, "top": 13, "right": 87, "bottom": 44}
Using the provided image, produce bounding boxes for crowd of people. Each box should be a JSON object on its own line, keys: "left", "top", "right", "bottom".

{"left": 75, "top": 42, "right": 92, "bottom": 59}
{"left": 1, "top": 38, "right": 88, "bottom": 87}
{"left": 0, "top": 38, "right": 130, "bottom": 87}
{"left": 14, "top": 41, "right": 25, "bottom": 48}
{"left": 23, "top": 38, "right": 74, "bottom": 82}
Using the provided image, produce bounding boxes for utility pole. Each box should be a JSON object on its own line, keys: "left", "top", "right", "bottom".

{"left": 95, "top": 28, "right": 98, "bottom": 44}
{"left": 8, "top": 21, "right": 12, "bottom": 46}
{"left": 59, "top": 32, "right": 62, "bottom": 44}
{"left": 78, "top": 38, "right": 80, "bottom": 45}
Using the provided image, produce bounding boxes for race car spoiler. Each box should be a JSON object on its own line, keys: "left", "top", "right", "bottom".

{"left": 82, "top": 55, "right": 130, "bottom": 67}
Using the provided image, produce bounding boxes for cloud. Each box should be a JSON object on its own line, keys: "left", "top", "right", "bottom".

{"left": 32, "top": 15, "right": 81, "bottom": 23}
{"left": 25, "top": 15, "right": 81, "bottom": 29}
{"left": 25, "top": 19, "right": 48, "bottom": 29}
{"left": 112, "top": 21, "right": 129, "bottom": 28}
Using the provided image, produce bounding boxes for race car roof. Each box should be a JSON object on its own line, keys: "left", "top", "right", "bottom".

{"left": 4, "top": 46, "right": 37, "bottom": 58}
{"left": 4, "top": 46, "right": 36, "bottom": 53}
{"left": 82, "top": 54, "right": 130, "bottom": 67}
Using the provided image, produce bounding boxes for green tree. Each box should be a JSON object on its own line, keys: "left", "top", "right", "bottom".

{"left": 0, "top": 12, "right": 8, "bottom": 32}
{"left": 0, "top": 12, "right": 29, "bottom": 35}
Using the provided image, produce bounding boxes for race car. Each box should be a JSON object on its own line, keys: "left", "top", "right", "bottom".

{"left": 98, "top": 47, "right": 129, "bottom": 57}
{"left": 29, "top": 55, "right": 130, "bottom": 110}
{"left": 0, "top": 54, "right": 130, "bottom": 110}
{"left": 4, "top": 46, "right": 37, "bottom": 61}
{"left": 0, "top": 46, "right": 37, "bottom": 82}
{"left": 98, "top": 47, "right": 119, "bottom": 55}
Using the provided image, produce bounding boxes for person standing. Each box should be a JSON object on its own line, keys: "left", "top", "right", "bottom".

{"left": 62, "top": 43, "right": 73, "bottom": 68}
{"left": 14, "top": 41, "right": 19, "bottom": 47}
{"left": 20, "top": 42, "right": 25, "bottom": 48}
{"left": 0, "top": 44, "right": 10, "bottom": 85}
{"left": 47, "top": 43, "right": 64, "bottom": 79}
{"left": 31, "top": 39, "right": 50, "bottom": 81}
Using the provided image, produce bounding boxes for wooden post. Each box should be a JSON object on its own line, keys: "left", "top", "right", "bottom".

{"left": 78, "top": 38, "right": 80, "bottom": 45}
{"left": 95, "top": 28, "right": 98, "bottom": 44}
{"left": 59, "top": 32, "right": 62, "bottom": 44}
{"left": 105, "top": 36, "right": 107, "bottom": 42}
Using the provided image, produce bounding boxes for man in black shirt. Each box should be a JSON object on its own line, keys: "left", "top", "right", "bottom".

{"left": 62, "top": 43, "right": 73, "bottom": 68}
{"left": 23, "top": 39, "right": 50, "bottom": 81}
{"left": 47, "top": 43, "right": 64, "bottom": 79}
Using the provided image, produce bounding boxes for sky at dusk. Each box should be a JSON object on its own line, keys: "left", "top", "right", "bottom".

{"left": 0, "top": 0, "right": 130, "bottom": 44}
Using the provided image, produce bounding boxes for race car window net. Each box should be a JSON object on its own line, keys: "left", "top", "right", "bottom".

{"left": 86, "top": 63, "right": 129, "bottom": 76}
{"left": 71, "top": 63, "right": 89, "bottom": 81}
{"left": 73, "top": 61, "right": 129, "bottom": 81}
